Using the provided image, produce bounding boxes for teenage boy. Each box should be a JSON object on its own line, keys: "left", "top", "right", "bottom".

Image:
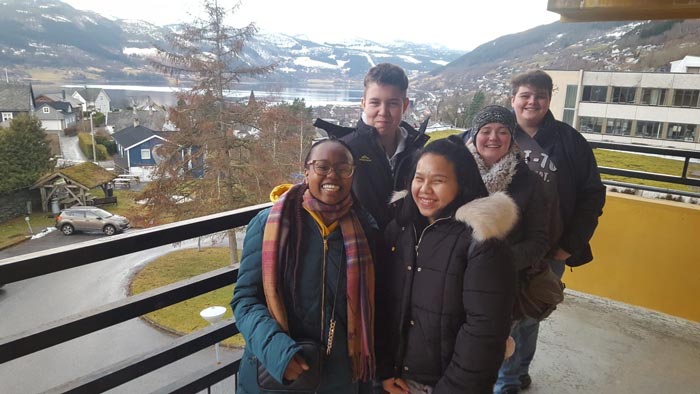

{"left": 495, "top": 70, "right": 606, "bottom": 394}
{"left": 314, "top": 63, "right": 429, "bottom": 230}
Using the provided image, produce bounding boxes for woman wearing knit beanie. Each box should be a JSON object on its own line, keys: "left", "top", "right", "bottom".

{"left": 468, "top": 105, "right": 551, "bottom": 394}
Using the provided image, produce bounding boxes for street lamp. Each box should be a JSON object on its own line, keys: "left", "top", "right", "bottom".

{"left": 89, "top": 111, "right": 97, "bottom": 163}
{"left": 199, "top": 306, "right": 227, "bottom": 364}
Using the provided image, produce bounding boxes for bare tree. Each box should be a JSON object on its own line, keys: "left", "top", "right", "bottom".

{"left": 143, "top": 0, "right": 275, "bottom": 265}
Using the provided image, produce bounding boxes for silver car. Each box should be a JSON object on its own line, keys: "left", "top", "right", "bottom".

{"left": 55, "top": 207, "right": 130, "bottom": 236}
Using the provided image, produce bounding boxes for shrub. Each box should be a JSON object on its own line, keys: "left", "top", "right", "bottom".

{"left": 78, "top": 133, "right": 108, "bottom": 161}
{"left": 95, "top": 135, "right": 117, "bottom": 155}
{"left": 64, "top": 126, "right": 78, "bottom": 137}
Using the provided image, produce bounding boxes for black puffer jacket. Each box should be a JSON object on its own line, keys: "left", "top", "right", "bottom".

{"left": 314, "top": 118, "right": 429, "bottom": 230}
{"left": 376, "top": 193, "right": 518, "bottom": 394}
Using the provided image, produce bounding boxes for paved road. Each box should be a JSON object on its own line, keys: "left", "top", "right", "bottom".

{"left": 57, "top": 132, "right": 87, "bottom": 165}
{"left": 0, "top": 230, "right": 240, "bottom": 393}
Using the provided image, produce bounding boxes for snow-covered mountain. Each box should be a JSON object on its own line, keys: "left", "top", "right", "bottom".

{"left": 0, "top": 0, "right": 463, "bottom": 85}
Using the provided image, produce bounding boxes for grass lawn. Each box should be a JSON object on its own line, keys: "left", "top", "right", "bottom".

{"left": 426, "top": 129, "right": 461, "bottom": 142}
{"left": 0, "top": 212, "right": 57, "bottom": 250}
{"left": 129, "top": 247, "right": 245, "bottom": 347}
{"left": 594, "top": 149, "right": 700, "bottom": 193}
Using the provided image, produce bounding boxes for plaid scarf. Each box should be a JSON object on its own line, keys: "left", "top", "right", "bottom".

{"left": 262, "top": 184, "right": 375, "bottom": 381}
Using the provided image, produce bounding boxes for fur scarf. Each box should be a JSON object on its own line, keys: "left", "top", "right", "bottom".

{"left": 468, "top": 143, "right": 520, "bottom": 195}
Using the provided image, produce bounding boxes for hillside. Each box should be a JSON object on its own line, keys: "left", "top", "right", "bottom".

{"left": 0, "top": 0, "right": 463, "bottom": 87}
{"left": 418, "top": 19, "right": 700, "bottom": 98}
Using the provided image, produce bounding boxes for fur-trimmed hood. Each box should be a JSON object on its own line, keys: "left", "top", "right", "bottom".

{"left": 389, "top": 190, "right": 518, "bottom": 242}
{"left": 455, "top": 192, "right": 518, "bottom": 242}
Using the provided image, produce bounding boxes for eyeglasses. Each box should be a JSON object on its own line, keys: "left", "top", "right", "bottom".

{"left": 306, "top": 160, "right": 355, "bottom": 178}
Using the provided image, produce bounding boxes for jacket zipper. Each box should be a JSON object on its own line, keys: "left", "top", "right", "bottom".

{"left": 414, "top": 217, "right": 451, "bottom": 256}
{"left": 320, "top": 231, "right": 329, "bottom": 341}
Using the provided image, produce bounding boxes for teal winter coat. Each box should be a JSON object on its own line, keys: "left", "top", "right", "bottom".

{"left": 231, "top": 207, "right": 377, "bottom": 394}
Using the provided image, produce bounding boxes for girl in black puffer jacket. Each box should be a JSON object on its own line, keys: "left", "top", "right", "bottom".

{"left": 377, "top": 137, "right": 518, "bottom": 394}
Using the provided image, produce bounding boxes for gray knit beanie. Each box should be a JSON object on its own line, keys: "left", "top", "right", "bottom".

{"left": 471, "top": 105, "right": 516, "bottom": 145}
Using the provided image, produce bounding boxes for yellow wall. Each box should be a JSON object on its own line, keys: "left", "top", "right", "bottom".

{"left": 564, "top": 192, "right": 700, "bottom": 322}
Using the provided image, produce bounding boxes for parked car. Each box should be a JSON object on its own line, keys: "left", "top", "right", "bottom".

{"left": 55, "top": 207, "right": 130, "bottom": 236}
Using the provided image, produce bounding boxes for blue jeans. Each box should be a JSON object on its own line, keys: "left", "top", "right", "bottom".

{"left": 493, "top": 259, "right": 565, "bottom": 393}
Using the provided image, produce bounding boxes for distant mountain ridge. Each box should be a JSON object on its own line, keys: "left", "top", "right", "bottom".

{"left": 419, "top": 19, "right": 700, "bottom": 97}
{"left": 1, "top": 0, "right": 698, "bottom": 98}
{"left": 0, "top": 0, "right": 463, "bottom": 86}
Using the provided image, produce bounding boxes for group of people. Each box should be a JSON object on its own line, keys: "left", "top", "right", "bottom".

{"left": 231, "top": 63, "right": 606, "bottom": 394}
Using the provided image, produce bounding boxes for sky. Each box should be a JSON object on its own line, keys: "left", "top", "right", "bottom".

{"left": 63, "top": 0, "right": 561, "bottom": 51}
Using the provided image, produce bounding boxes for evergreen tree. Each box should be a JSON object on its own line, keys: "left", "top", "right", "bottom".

{"left": 0, "top": 114, "right": 53, "bottom": 195}
{"left": 464, "top": 91, "right": 486, "bottom": 128}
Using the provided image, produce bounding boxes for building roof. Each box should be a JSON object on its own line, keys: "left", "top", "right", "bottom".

{"left": 112, "top": 125, "right": 159, "bottom": 149}
{"left": 37, "top": 92, "right": 82, "bottom": 107}
{"left": 73, "top": 88, "right": 106, "bottom": 103}
{"left": 33, "top": 162, "right": 117, "bottom": 190}
{"left": 0, "top": 83, "right": 35, "bottom": 112}
{"left": 108, "top": 110, "right": 167, "bottom": 132}
{"left": 47, "top": 101, "right": 73, "bottom": 112}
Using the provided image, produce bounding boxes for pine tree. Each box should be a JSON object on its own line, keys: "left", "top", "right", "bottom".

{"left": 0, "top": 114, "right": 53, "bottom": 195}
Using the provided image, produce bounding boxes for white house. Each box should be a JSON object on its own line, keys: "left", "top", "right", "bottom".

{"left": 670, "top": 56, "right": 700, "bottom": 74}
{"left": 72, "top": 88, "right": 111, "bottom": 113}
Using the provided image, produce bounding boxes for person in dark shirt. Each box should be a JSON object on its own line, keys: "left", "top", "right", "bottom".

{"left": 494, "top": 70, "right": 606, "bottom": 394}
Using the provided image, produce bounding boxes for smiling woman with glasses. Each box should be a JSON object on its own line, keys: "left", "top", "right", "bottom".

{"left": 232, "top": 138, "right": 380, "bottom": 394}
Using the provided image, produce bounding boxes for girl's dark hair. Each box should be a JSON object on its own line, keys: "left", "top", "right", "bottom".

{"left": 397, "top": 135, "right": 489, "bottom": 226}
{"left": 284, "top": 138, "right": 356, "bottom": 313}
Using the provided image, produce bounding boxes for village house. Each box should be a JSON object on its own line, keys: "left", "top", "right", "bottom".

{"left": 35, "top": 101, "right": 77, "bottom": 131}
{"left": 72, "top": 87, "right": 111, "bottom": 113}
{"left": 111, "top": 122, "right": 170, "bottom": 181}
{"left": 0, "top": 82, "right": 36, "bottom": 127}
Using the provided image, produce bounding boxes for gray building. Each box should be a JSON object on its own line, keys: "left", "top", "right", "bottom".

{"left": 547, "top": 69, "right": 700, "bottom": 150}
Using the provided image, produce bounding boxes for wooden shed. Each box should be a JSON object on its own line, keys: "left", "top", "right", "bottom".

{"left": 32, "top": 162, "right": 118, "bottom": 212}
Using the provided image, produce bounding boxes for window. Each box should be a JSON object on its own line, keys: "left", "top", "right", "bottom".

{"left": 42, "top": 107, "right": 50, "bottom": 113}
{"left": 581, "top": 86, "right": 608, "bottom": 102}
{"left": 636, "top": 121, "right": 663, "bottom": 139}
{"left": 611, "top": 87, "right": 636, "bottom": 104}
{"left": 673, "top": 89, "right": 700, "bottom": 107}
{"left": 667, "top": 123, "right": 697, "bottom": 141}
{"left": 562, "top": 85, "right": 578, "bottom": 126}
{"left": 641, "top": 88, "right": 667, "bottom": 106}
{"left": 605, "top": 118, "right": 632, "bottom": 136}
{"left": 2, "top": 112, "right": 12, "bottom": 121}
{"left": 578, "top": 116, "right": 604, "bottom": 134}
{"left": 141, "top": 149, "right": 152, "bottom": 160}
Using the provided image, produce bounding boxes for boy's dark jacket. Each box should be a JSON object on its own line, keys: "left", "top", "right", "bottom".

{"left": 314, "top": 117, "right": 430, "bottom": 230}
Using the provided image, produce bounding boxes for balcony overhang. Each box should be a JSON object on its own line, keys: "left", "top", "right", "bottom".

{"left": 547, "top": 0, "right": 700, "bottom": 22}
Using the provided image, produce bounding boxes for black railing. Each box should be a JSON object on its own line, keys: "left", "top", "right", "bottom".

{"left": 0, "top": 203, "right": 270, "bottom": 393}
{"left": 590, "top": 141, "right": 700, "bottom": 195}
{"left": 2, "top": 141, "right": 699, "bottom": 393}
